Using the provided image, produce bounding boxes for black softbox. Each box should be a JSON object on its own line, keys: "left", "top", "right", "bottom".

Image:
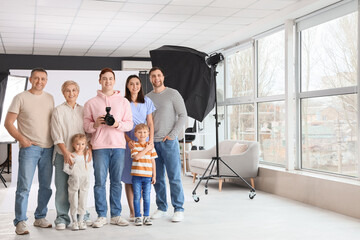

{"left": 150, "top": 45, "right": 215, "bottom": 122}
{"left": 0, "top": 72, "right": 9, "bottom": 123}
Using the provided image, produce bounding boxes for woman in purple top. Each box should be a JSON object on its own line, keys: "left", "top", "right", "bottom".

{"left": 122, "top": 75, "right": 156, "bottom": 221}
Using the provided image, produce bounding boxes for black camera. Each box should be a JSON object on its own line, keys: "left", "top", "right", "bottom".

{"left": 103, "top": 107, "right": 115, "bottom": 126}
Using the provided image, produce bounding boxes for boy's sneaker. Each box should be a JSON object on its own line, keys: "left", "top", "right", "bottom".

{"left": 110, "top": 216, "right": 129, "bottom": 226}
{"left": 92, "top": 217, "right": 107, "bottom": 228}
{"left": 79, "top": 221, "right": 87, "bottom": 230}
{"left": 55, "top": 223, "right": 66, "bottom": 230}
{"left": 71, "top": 222, "right": 79, "bottom": 231}
{"left": 85, "top": 219, "right": 93, "bottom": 226}
{"left": 134, "top": 217, "right": 142, "bottom": 226}
{"left": 151, "top": 209, "right": 166, "bottom": 219}
{"left": 34, "top": 218, "right": 52, "bottom": 228}
{"left": 172, "top": 211, "right": 184, "bottom": 222}
{"left": 143, "top": 217, "right": 152, "bottom": 226}
{"left": 15, "top": 221, "right": 29, "bottom": 235}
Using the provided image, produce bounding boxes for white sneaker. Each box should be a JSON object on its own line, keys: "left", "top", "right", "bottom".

{"left": 15, "top": 221, "right": 29, "bottom": 235}
{"left": 172, "top": 211, "right": 184, "bottom": 222}
{"left": 71, "top": 222, "right": 79, "bottom": 231}
{"left": 110, "top": 216, "right": 129, "bottom": 226}
{"left": 134, "top": 217, "right": 142, "bottom": 226}
{"left": 92, "top": 217, "right": 107, "bottom": 228}
{"left": 55, "top": 223, "right": 66, "bottom": 230}
{"left": 143, "top": 216, "right": 152, "bottom": 226}
{"left": 79, "top": 221, "right": 87, "bottom": 230}
{"left": 85, "top": 219, "right": 93, "bottom": 226}
{"left": 34, "top": 218, "right": 52, "bottom": 228}
{"left": 151, "top": 209, "right": 167, "bottom": 219}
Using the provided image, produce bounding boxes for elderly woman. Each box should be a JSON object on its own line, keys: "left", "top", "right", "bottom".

{"left": 51, "top": 80, "right": 91, "bottom": 230}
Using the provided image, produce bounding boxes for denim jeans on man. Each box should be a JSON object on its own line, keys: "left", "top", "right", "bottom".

{"left": 92, "top": 148, "right": 125, "bottom": 217}
{"left": 13, "top": 145, "right": 54, "bottom": 226}
{"left": 132, "top": 176, "right": 152, "bottom": 217}
{"left": 154, "top": 138, "right": 184, "bottom": 212}
{"left": 54, "top": 153, "right": 90, "bottom": 226}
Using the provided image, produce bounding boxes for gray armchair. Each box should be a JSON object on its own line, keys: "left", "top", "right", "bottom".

{"left": 188, "top": 140, "right": 259, "bottom": 191}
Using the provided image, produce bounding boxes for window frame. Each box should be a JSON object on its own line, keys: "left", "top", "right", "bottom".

{"left": 296, "top": 0, "right": 358, "bottom": 176}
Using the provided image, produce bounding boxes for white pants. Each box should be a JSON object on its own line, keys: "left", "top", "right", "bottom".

{"left": 68, "top": 174, "right": 89, "bottom": 222}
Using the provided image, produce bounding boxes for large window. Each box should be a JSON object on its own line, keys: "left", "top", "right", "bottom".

{"left": 301, "top": 95, "right": 357, "bottom": 176}
{"left": 201, "top": 1, "right": 359, "bottom": 179}
{"left": 300, "top": 10, "right": 358, "bottom": 176}
{"left": 227, "top": 104, "right": 255, "bottom": 141}
{"left": 301, "top": 12, "right": 357, "bottom": 91}
{"left": 258, "top": 30, "right": 285, "bottom": 96}
{"left": 256, "top": 29, "right": 286, "bottom": 165}
{"left": 258, "top": 101, "right": 286, "bottom": 165}
{"left": 226, "top": 46, "right": 253, "bottom": 98}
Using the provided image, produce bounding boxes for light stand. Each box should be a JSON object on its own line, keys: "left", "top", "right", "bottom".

{"left": 192, "top": 53, "right": 256, "bottom": 202}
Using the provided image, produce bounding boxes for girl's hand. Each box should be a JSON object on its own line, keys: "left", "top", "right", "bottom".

{"left": 151, "top": 176, "right": 156, "bottom": 184}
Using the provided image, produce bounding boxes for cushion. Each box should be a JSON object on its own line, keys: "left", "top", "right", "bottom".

{"left": 190, "top": 159, "right": 218, "bottom": 174}
{"left": 230, "top": 143, "right": 248, "bottom": 155}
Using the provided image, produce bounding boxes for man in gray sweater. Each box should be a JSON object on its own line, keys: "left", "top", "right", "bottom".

{"left": 146, "top": 66, "right": 187, "bottom": 222}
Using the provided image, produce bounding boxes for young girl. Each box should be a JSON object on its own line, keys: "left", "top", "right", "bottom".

{"left": 63, "top": 134, "right": 92, "bottom": 231}
{"left": 131, "top": 124, "right": 157, "bottom": 226}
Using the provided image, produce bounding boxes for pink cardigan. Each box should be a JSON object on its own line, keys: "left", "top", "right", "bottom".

{"left": 83, "top": 90, "right": 133, "bottom": 150}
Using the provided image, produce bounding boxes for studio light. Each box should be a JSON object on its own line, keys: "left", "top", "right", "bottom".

{"left": 206, "top": 52, "right": 224, "bottom": 66}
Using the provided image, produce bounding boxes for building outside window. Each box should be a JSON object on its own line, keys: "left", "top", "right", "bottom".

{"left": 226, "top": 46, "right": 253, "bottom": 98}
{"left": 257, "top": 30, "right": 286, "bottom": 165}
{"left": 300, "top": 11, "right": 358, "bottom": 176}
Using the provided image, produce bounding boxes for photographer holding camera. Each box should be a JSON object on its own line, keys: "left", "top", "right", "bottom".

{"left": 83, "top": 68, "right": 133, "bottom": 228}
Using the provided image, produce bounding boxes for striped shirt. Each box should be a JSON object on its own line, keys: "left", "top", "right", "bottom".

{"left": 131, "top": 142, "right": 157, "bottom": 177}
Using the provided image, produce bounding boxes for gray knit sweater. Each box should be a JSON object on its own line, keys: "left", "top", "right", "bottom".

{"left": 146, "top": 87, "right": 187, "bottom": 142}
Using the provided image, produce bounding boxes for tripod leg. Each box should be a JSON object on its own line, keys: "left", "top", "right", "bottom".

{"left": 219, "top": 158, "right": 256, "bottom": 192}
{"left": 0, "top": 175, "right": 7, "bottom": 188}
{"left": 192, "top": 159, "right": 214, "bottom": 195}
{"left": 204, "top": 159, "right": 216, "bottom": 194}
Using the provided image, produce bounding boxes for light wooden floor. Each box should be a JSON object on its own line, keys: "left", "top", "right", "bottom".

{"left": 1, "top": 171, "right": 360, "bottom": 240}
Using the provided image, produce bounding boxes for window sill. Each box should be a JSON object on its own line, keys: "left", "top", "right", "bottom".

{"left": 258, "top": 163, "right": 360, "bottom": 186}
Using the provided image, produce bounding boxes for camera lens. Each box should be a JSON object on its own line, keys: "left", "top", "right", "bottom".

{"left": 104, "top": 107, "right": 115, "bottom": 126}
{"left": 105, "top": 116, "right": 115, "bottom": 126}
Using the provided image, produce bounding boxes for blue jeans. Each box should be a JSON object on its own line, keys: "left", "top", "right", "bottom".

{"left": 13, "top": 145, "right": 54, "bottom": 226}
{"left": 132, "top": 176, "right": 151, "bottom": 217}
{"left": 92, "top": 148, "right": 125, "bottom": 218}
{"left": 54, "top": 153, "right": 70, "bottom": 226}
{"left": 154, "top": 138, "right": 184, "bottom": 212}
{"left": 54, "top": 153, "right": 90, "bottom": 226}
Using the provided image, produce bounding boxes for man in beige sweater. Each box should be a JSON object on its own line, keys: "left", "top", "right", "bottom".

{"left": 5, "top": 68, "right": 54, "bottom": 235}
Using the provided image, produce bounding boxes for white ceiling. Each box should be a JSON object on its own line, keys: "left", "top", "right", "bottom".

{"left": 0, "top": 0, "right": 339, "bottom": 57}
